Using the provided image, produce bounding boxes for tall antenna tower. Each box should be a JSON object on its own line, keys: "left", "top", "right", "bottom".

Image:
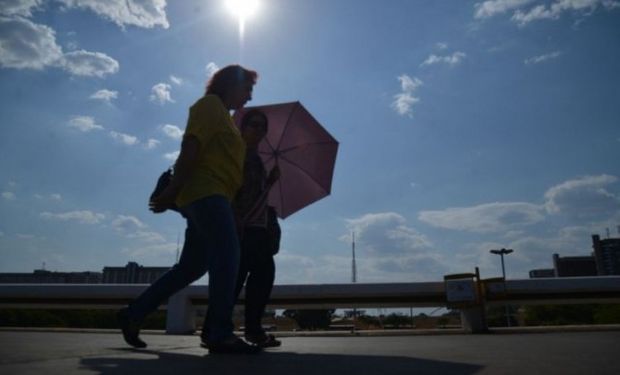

{"left": 175, "top": 231, "right": 181, "bottom": 263}
{"left": 351, "top": 231, "right": 357, "bottom": 283}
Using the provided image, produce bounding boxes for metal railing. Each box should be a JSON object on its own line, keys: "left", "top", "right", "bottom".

{"left": 1, "top": 276, "right": 619, "bottom": 333}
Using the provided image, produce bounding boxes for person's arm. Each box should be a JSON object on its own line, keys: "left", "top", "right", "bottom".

{"left": 149, "top": 135, "right": 200, "bottom": 213}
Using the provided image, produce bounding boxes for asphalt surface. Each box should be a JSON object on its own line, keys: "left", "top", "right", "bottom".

{"left": 1, "top": 329, "right": 619, "bottom": 374}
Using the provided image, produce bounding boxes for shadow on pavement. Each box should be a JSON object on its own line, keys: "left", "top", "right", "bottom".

{"left": 80, "top": 347, "right": 483, "bottom": 375}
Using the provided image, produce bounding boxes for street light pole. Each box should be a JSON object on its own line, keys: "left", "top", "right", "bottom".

{"left": 490, "top": 248, "right": 514, "bottom": 327}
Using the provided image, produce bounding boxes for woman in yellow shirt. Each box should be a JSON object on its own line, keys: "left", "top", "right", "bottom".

{"left": 118, "top": 65, "right": 260, "bottom": 354}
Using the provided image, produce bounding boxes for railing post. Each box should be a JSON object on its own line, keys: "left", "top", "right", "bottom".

{"left": 166, "top": 288, "right": 195, "bottom": 334}
{"left": 445, "top": 268, "right": 489, "bottom": 333}
{"left": 460, "top": 306, "right": 488, "bottom": 333}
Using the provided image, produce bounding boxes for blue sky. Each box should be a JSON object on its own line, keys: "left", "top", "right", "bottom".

{"left": 1, "top": 0, "right": 619, "bottom": 285}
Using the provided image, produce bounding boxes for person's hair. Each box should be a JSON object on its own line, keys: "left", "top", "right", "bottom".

{"left": 206, "top": 65, "right": 258, "bottom": 98}
{"left": 241, "top": 109, "right": 268, "bottom": 132}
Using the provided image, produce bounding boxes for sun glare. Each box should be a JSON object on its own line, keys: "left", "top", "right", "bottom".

{"left": 226, "top": 0, "right": 260, "bottom": 21}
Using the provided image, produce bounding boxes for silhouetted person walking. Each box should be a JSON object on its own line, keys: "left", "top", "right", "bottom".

{"left": 118, "top": 65, "right": 261, "bottom": 354}
{"left": 233, "top": 109, "right": 282, "bottom": 347}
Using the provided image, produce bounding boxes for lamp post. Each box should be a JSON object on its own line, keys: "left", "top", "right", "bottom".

{"left": 490, "top": 248, "right": 513, "bottom": 327}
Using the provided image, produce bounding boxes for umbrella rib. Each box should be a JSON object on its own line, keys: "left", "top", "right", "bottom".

{"left": 279, "top": 154, "right": 330, "bottom": 194}
{"left": 275, "top": 102, "right": 300, "bottom": 151}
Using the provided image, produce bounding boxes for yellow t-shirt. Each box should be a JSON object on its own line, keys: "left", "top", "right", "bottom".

{"left": 175, "top": 95, "right": 246, "bottom": 207}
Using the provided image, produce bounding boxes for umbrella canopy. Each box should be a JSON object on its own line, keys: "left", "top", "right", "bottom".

{"left": 234, "top": 102, "right": 338, "bottom": 219}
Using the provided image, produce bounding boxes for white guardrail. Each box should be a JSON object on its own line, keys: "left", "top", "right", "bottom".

{"left": 1, "top": 277, "right": 619, "bottom": 333}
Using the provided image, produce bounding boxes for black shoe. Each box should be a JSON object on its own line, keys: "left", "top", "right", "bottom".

{"left": 206, "top": 337, "right": 261, "bottom": 354}
{"left": 245, "top": 333, "right": 282, "bottom": 348}
{"left": 117, "top": 308, "right": 147, "bottom": 348}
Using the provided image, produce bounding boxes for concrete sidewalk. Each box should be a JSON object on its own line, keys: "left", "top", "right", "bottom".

{"left": 1, "top": 329, "right": 619, "bottom": 374}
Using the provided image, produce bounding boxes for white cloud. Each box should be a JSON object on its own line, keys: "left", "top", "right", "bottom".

{"left": 57, "top": 0, "right": 169, "bottom": 29}
{"left": 60, "top": 50, "right": 119, "bottom": 77}
{"left": 420, "top": 51, "right": 466, "bottom": 67}
{"left": 144, "top": 138, "right": 161, "bottom": 149}
{"left": 150, "top": 83, "right": 174, "bottom": 104}
{"left": 109, "top": 130, "right": 138, "bottom": 146}
{"left": 391, "top": 74, "right": 423, "bottom": 117}
{"left": 164, "top": 151, "right": 179, "bottom": 161}
{"left": 511, "top": 0, "right": 620, "bottom": 25}
{"left": 206, "top": 62, "right": 219, "bottom": 78}
{"left": 0, "top": 0, "right": 42, "bottom": 17}
{"left": 112, "top": 215, "right": 166, "bottom": 243}
{"left": 112, "top": 215, "right": 146, "bottom": 232}
{"left": 524, "top": 51, "right": 562, "bottom": 65}
{"left": 436, "top": 42, "right": 448, "bottom": 50}
{"left": 344, "top": 212, "right": 432, "bottom": 255}
{"left": 0, "top": 17, "right": 119, "bottom": 77}
{"left": 161, "top": 124, "right": 183, "bottom": 140}
{"left": 418, "top": 202, "right": 545, "bottom": 233}
{"left": 474, "top": 0, "right": 535, "bottom": 19}
{"left": 90, "top": 89, "right": 118, "bottom": 102}
{"left": 544, "top": 174, "right": 620, "bottom": 218}
{"left": 40, "top": 210, "right": 105, "bottom": 224}
{"left": 169, "top": 75, "right": 182, "bottom": 85}
{"left": 38, "top": 193, "right": 62, "bottom": 201}
{"left": 68, "top": 115, "right": 104, "bottom": 132}
{"left": 2, "top": 191, "right": 16, "bottom": 200}
{"left": 0, "top": 16, "right": 63, "bottom": 70}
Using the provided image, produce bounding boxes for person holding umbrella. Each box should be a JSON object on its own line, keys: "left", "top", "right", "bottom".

{"left": 230, "top": 109, "right": 282, "bottom": 348}
{"left": 118, "top": 64, "right": 261, "bottom": 354}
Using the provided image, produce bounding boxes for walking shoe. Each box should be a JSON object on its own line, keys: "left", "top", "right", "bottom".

{"left": 204, "top": 336, "right": 261, "bottom": 354}
{"left": 117, "top": 308, "right": 147, "bottom": 348}
{"left": 245, "top": 333, "right": 282, "bottom": 348}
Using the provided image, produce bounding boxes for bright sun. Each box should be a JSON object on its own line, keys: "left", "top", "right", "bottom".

{"left": 226, "top": 0, "right": 260, "bottom": 21}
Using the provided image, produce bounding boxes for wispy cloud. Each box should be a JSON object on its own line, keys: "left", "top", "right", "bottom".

{"left": 164, "top": 151, "right": 179, "bottom": 161}
{"left": 418, "top": 202, "right": 545, "bottom": 233}
{"left": 144, "top": 138, "right": 161, "bottom": 149}
{"left": 206, "top": 62, "right": 219, "bottom": 78}
{"left": 112, "top": 215, "right": 165, "bottom": 243}
{"left": 56, "top": 0, "right": 169, "bottom": 29}
{"left": 512, "top": 0, "right": 620, "bottom": 25}
{"left": 0, "top": 0, "right": 43, "bottom": 17}
{"left": 60, "top": 50, "right": 119, "bottom": 77}
{"left": 2, "top": 191, "right": 16, "bottom": 200}
{"left": 90, "top": 89, "right": 118, "bottom": 102}
{"left": 421, "top": 51, "right": 466, "bottom": 67}
{"left": 473, "top": 0, "right": 620, "bottom": 25}
{"left": 474, "top": 0, "right": 535, "bottom": 19}
{"left": 524, "top": 51, "right": 562, "bottom": 65}
{"left": 68, "top": 115, "right": 104, "bottom": 132}
{"left": 169, "top": 75, "right": 182, "bottom": 85}
{"left": 161, "top": 124, "right": 183, "bottom": 140}
{"left": 150, "top": 83, "right": 174, "bottom": 104}
{"left": 40, "top": 210, "right": 105, "bottom": 224}
{"left": 343, "top": 212, "right": 432, "bottom": 255}
{"left": 391, "top": 74, "right": 423, "bottom": 118}
{"left": 35, "top": 193, "right": 62, "bottom": 201}
{"left": 109, "top": 130, "right": 138, "bottom": 146}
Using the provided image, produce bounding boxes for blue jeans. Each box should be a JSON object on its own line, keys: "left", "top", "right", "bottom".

{"left": 128, "top": 195, "right": 240, "bottom": 343}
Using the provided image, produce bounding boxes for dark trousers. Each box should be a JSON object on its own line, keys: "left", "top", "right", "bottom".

{"left": 233, "top": 226, "right": 276, "bottom": 335}
{"left": 128, "top": 195, "right": 240, "bottom": 342}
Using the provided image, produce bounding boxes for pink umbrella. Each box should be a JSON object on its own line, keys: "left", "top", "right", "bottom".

{"left": 234, "top": 102, "right": 339, "bottom": 219}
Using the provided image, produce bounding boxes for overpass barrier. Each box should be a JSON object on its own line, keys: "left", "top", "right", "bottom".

{"left": 1, "top": 276, "right": 619, "bottom": 334}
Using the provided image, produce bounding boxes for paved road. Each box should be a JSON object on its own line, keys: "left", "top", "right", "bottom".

{"left": 1, "top": 329, "right": 619, "bottom": 374}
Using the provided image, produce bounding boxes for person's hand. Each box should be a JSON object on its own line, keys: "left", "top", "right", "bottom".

{"left": 149, "top": 186, "right": 178, "bottom": 213}
{"left": 267, "top": 165, "right": 281, "bottom": 186}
